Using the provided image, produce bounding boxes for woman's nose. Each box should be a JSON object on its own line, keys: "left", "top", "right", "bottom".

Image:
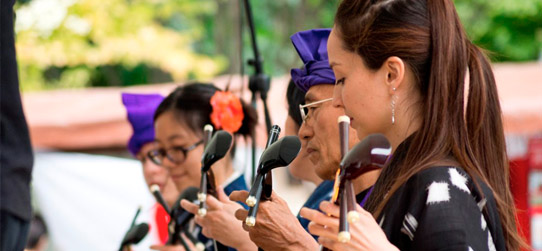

{"left": 332, "top": 85, "right": 344, "bottom": 108}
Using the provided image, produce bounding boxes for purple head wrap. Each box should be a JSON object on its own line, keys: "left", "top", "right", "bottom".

{"left": 290, "top": 28, "right": 336, "bottom": 93}
{"left": 122, "top": 93, "right": 165, "bottom": 156}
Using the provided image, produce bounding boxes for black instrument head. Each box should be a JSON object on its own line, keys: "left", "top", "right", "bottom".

{"left": 170, "top": 186, "right": 199, "bottom": 232}
{"left": 258, "top": 136, "right": 301, "bottom": 174}
{"left": 172, "top": 186, "right": 199, "bottom": 212}
{"left": 340, "top": 133, "right": 391, "bottom": 181}
{"left": 201, "top": 130, "right": 233, "bottom": 171}
{"left": 121, "top": 223, "right": 149, "bottom": 246}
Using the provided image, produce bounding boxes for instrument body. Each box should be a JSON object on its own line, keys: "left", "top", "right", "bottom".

{"left": 245, "top": 132, "right": 301, "bottom": 228}
{"left": 324, "top": 116, "right": 392, "bottom": 250}
{"left": 167, "top": 187, "right": 204, "bottom": 250}
{"left": 246, "top": 125, "right": 280, "bottom": 209}
{"left": 336, "top": 133, "right": 392, "bottom": 244}
{"left": 197, "top": 126, "right": 233, "bottom": 251}
{"left": 198, "top": 129, "right": 233, "bottom": 216}
{"left": 118, "top": 208, "right": 149, "bottom": 251}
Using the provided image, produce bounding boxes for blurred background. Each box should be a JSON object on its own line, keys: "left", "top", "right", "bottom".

{"left": 13, "top": 0, "right": 542, "bottom": 250}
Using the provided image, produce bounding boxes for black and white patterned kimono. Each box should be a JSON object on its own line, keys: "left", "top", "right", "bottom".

{"left": 375, "top": 165, "right": 506, "bottom": 251}
{"left": 361, "top": 134, "right": 508, "bottom": 251}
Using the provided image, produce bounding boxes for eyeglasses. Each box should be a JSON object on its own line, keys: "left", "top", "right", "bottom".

{"left": 299, "top": 98, "right": 333, "bottom": 123}
{"left": 147, "top": 140, "right": 204, "bottom": 166}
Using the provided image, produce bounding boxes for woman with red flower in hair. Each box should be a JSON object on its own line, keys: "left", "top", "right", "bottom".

{"left": 150, "top": 83, "right": 258, "bottom": 251}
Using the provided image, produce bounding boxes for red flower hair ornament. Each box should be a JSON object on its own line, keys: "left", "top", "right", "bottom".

{"left": 210, "top": 91, "right": 244, "bottom": 133}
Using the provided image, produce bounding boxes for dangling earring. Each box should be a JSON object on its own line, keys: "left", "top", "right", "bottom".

{"left": 391, "top": 87, "right": 396, "bottom": 125}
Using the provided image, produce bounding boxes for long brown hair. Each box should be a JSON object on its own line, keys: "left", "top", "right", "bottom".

{"left": 334, "top": 0, "right": 523, "bottom": 249}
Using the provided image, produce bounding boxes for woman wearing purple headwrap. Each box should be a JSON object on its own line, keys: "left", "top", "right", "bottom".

{"left": 122, "top": 93, "right": 178, "bottom": 246}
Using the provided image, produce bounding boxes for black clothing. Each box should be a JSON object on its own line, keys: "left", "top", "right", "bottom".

{"left": 0, "top": 211, "right": 30, "bottom": 251}
{"left": 377, "top": 166, "right": 505, "bottom": 251}
{"left": 1, "top": 0, "right": 34, "bottom": 221}
{"left": 367, "top": 135, "right": 506, "bottom": 251}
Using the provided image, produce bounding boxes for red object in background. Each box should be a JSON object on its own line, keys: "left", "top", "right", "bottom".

{"left": 510, "top": 136, "right": 542, "bottom": 249}
{"left": 510, "top": 157, "right": 531, "bottom": 246}
{"left": 154, "top": 203, "right": 171, "bottom": 244}
{"left": 529, "top": 137, "right": 542, "bottom": 170}
{"left": 528, "top": 137, "right": 542, "bottom": 250}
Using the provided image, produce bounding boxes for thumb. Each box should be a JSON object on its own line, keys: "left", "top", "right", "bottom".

{"left": 206, "top": 193, "right": 222, "bottom": 210}
{"left": 229, "top": 190, "right": 249, "bottom": 203}
{"left": 216, "top": 185, "right": 229, "bottom": 202}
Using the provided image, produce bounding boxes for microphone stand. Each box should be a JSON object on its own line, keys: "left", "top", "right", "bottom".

{"left": 241, "top": 0, "right": 273, "bottom": 184}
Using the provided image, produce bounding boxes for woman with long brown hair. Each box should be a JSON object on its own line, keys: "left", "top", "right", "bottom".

{"left": 300, "top": 0, "right": 524, "bottom": 250}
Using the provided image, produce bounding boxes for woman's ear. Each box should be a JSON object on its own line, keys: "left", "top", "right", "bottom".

{"left": 383, "top": 56, "right": 405, "bottom": 95}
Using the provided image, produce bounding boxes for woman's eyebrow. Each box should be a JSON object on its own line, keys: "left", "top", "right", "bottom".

{"left": 167, "top": 134, "right": 186, "bottom": 141}
{"left": 329, "top": 61, "right": 341, "bottom": 70}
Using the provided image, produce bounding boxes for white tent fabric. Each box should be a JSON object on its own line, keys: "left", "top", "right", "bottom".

{"left": 32, "top": 152, "right": 158, "bottom": 251}
{"left": 31, "top": 146, "right": 307, "bottom": 251}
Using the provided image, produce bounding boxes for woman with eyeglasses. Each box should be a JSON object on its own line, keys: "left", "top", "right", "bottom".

{"left": 150, "top": 83, "right": 258, "bottom": 251}
{"left": 122, "top": 93, "right": 178, "bottom": 247}
{"left": 301, "top": 0, "right": 524, "bottom": 250}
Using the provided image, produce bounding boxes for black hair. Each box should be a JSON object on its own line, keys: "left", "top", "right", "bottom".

{"left": 154, "top": 82, "right": 258, "bottom": 156}
{"left": 26, "top": 214, "right": 47, "bottom": 249}
{"left": 286, "top": 79, "right": 305, "bottom": 127}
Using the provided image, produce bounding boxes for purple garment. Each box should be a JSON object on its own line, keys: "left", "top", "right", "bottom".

{"left": 290, "top": 28, "right": 336, "bottom": 93}
{"left": 122, "top": 93, "right": 165, "bottom": 156}
{"left": 359, "top": 186, "right": 374, "bottom": 207}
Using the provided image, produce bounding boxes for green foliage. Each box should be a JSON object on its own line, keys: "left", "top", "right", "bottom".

{"left": 236, "top": 0, "right": 542, "bottom": 75}
{"left": 200, "top": 0, "right": 340, "bottom": 77}
{"left": 454, "top": 0, "right": 542, "bottom": 61}
{"left": 15, "top": 0, "right": 542, "bottom": 91}
{"left": 15, "top": 0, "right": 224, "bottom": 91}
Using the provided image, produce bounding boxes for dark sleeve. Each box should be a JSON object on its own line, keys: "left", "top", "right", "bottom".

{"left": 0, "top": 0, "right": 34, "bottom": 221}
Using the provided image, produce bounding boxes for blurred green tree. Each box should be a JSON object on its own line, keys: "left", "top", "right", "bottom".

{"left": 213, "top": 0, "right": 542, "bottom": 77}
{"left": 15, "top": 0, "right": 225, "bottom": 91}
{"left": 455, "top": 0, "right": 542, "bottom": 61}
{"left": 15, "top": 0, "right": 542, "bottom": 91}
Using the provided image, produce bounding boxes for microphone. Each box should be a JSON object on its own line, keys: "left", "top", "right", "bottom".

{"left": 150, "top": 184, "right": 171, "bottom": 214}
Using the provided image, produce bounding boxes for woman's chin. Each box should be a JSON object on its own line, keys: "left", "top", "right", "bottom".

{"left": 173, "top": 177, "right": 197, "bottom": 192}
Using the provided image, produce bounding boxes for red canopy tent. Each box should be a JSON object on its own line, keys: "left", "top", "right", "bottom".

{"left": 492, "top": 62, "right": 542, "bottom": 248}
